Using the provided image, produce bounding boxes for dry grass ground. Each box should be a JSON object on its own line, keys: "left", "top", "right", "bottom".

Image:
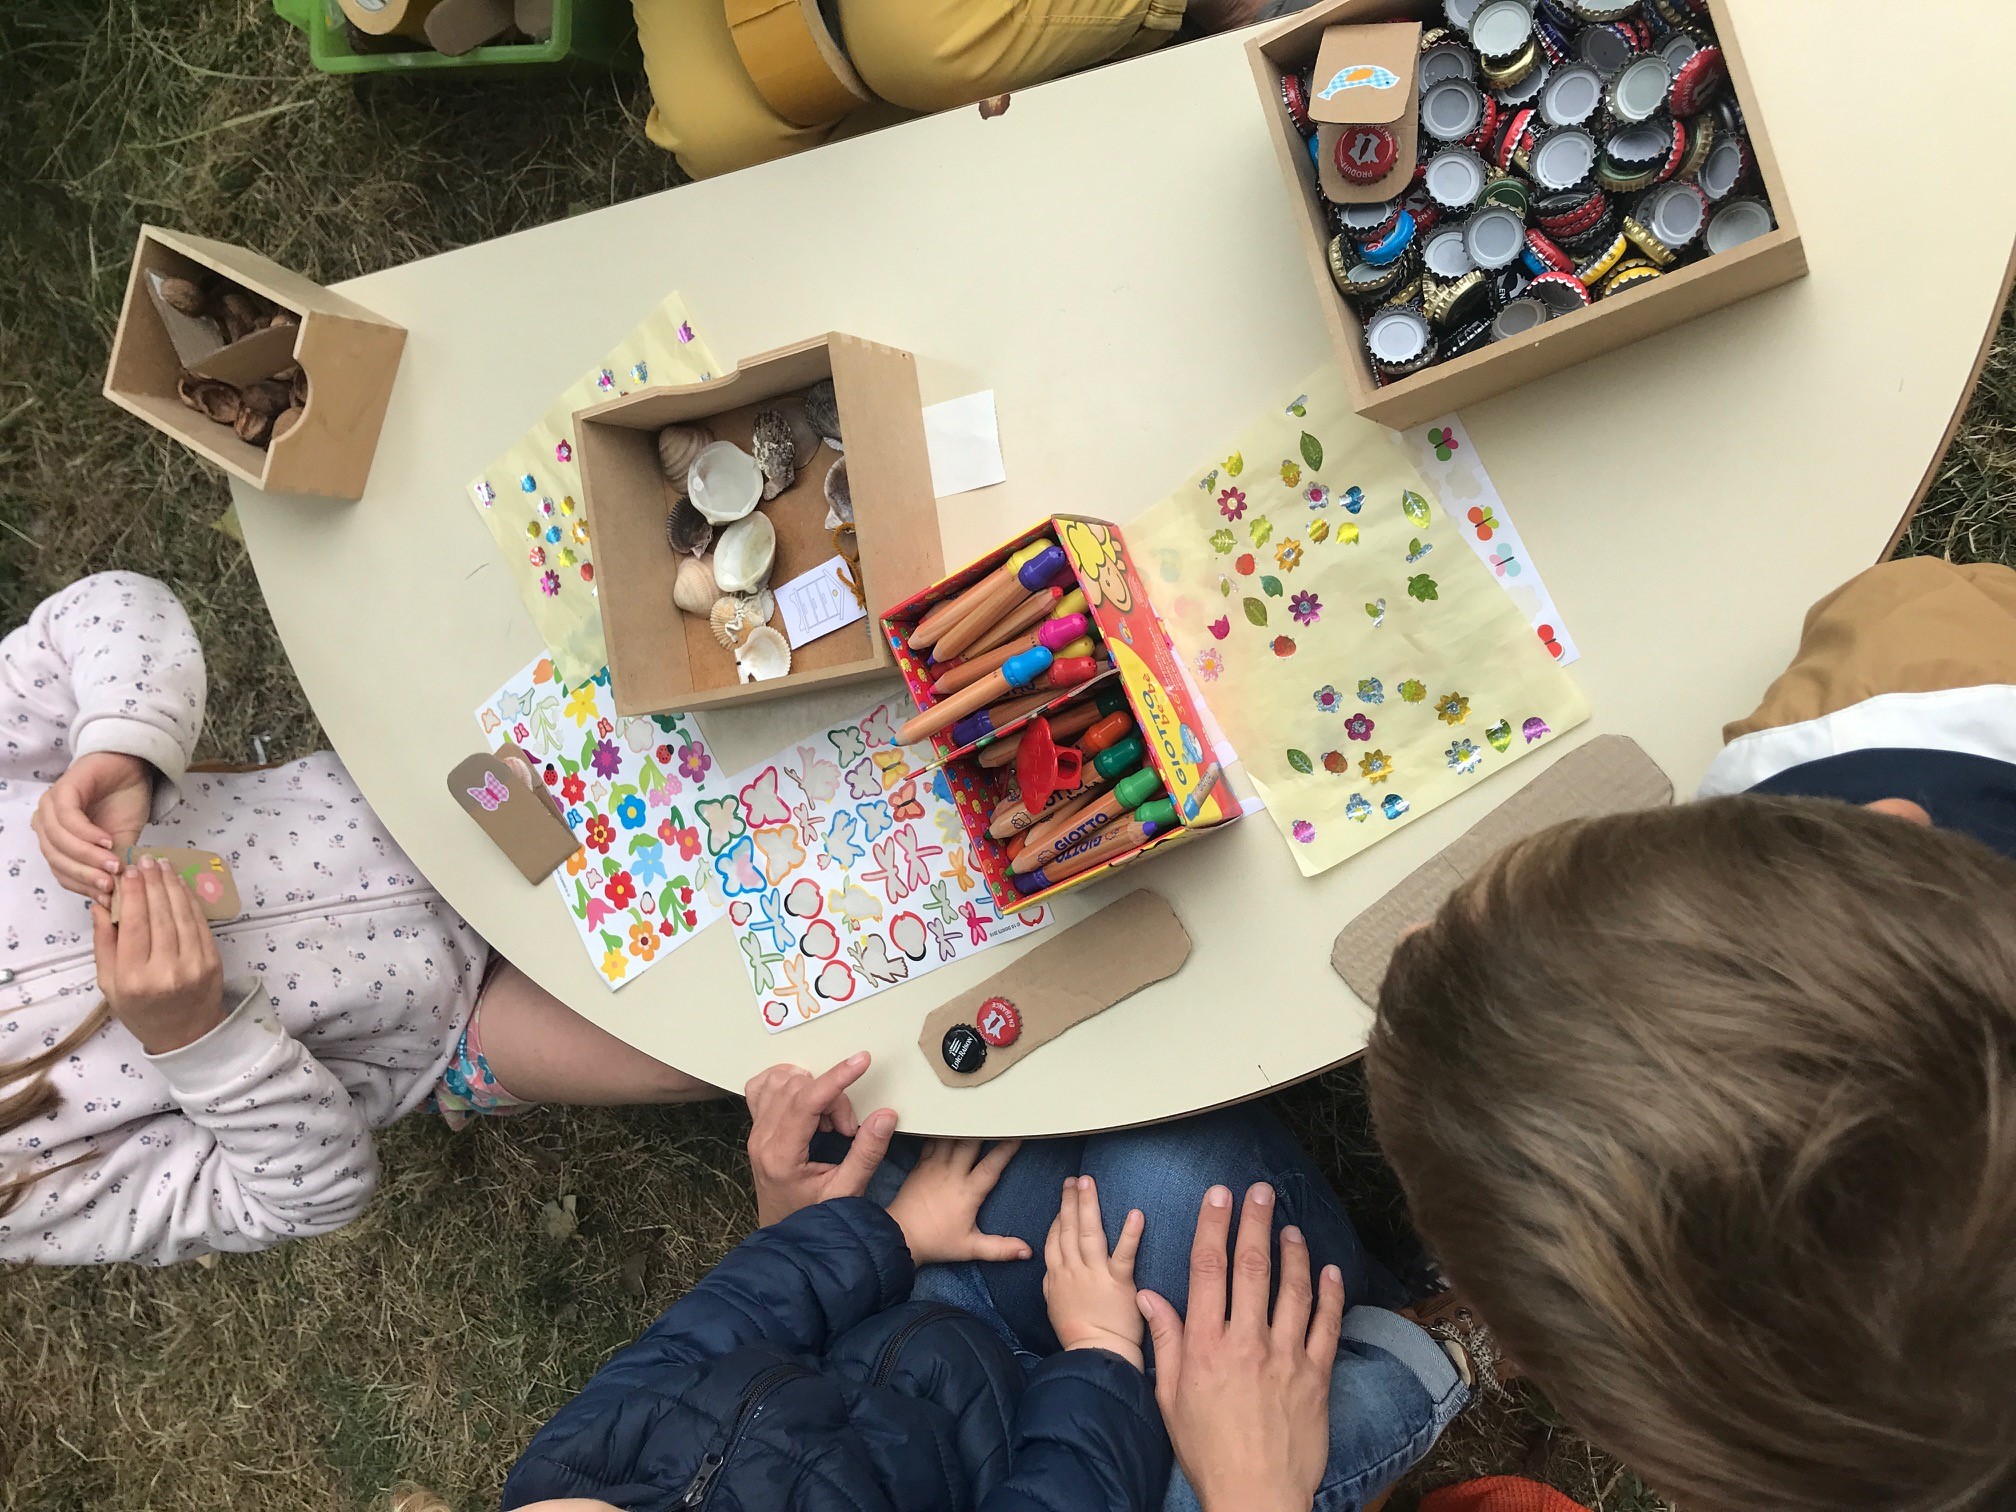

{"left": 2, "top": 4, "right": 2011, "bottom": 1510}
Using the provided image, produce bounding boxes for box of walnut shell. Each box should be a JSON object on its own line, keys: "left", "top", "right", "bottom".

{"left": 104, "top": 225, "right": 406, "bottom": 499}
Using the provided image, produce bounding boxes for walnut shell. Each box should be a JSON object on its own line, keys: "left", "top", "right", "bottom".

{"left": 239, "top": 379, "right": 291, "bottom": 418}
{"left": 219, "top": 290, "right": 264, "bottom": 343}
{"left": 234, "top": 406, "right": 274, "bottom": 445}
{"left": 160, "top": 275, "right": 210, "bottom": 317}
{"left": 177, "top": 372, "right": 240, "bottom": 424}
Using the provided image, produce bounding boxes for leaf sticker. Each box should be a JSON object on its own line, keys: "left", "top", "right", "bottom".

{"left": 1407, "top": 573, "right": 1440, "bottom": 603}
{"left": 1261, "top": 575, "right": 1284, "bottom": 597}
{"left": 1300, "top": 431, "right": 1324, "bottom": 472}
{"left": 1403, "top": 490, "right": 1431, "bottom": 528}
{"left": 1287, "top": 749, "right": 1314, "bottom": 775}
{"left": 1209, "top": 527, "right": 1236, "bottom": 554}
{"left": 1250, "top": 516, "right": 1274, "bottom": 548}
{"left": 1242, "top": 597, "right": 1269, "bottom": 627}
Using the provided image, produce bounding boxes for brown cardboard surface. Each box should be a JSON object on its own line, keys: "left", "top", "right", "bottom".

{"left": 920, "top": 890, "right": 1192, "bottom": 1087}
{"left": 1329, "top": 735, "right": 1672, "bottom": 1002}
{"left": 578, "top": 333, "right": 943, "bottom": 715}
{"left": 425, "top": 0, "right": 513, "bottom": 54}
{"left": 1311, "top": 22, "right": 1420, "bottom": 204}
{"left": 1246, "top": 0, "right": 1806, "bottom": 429}
{"left": 108, "top": 846, "right": 241, "bottom": 924}
{"left": 448, "top": 750, "right": 581, "bottom": 883}
{"left": 189, "top": 322, "right": 300, "bottom": 387}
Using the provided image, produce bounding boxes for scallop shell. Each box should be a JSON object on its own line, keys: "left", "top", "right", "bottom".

{"left": 751, "top": 410, "right": 797, "bottom": 502}
{"left": 802, "top": 379, "right": 841, "bottom": 443}
{"left": 707, "top": 589, "right": 776, "bottom": 649}
{"left": 688, "top": 441, "right": 763, "bottom": 525}
{"left": 822, "top": 456, "right": 853, "bottom": 529}
{"left": 656, "top": 423, "right": 714, "bottom": 495}
{"left": 712, "top": 513, "right": 776, "bottom": 595}
{"left": 734, "top": 626, "right": 792, "bottom": 683}
{"left": 672, "top": 554, "right": 719, "bottom": 616}
{"left": 665, "top": 497, "right": 713, "bottom": 557}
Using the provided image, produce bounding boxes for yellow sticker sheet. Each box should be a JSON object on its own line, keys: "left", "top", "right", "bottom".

{"left": 1126, "top": 367, "right": 1589, "bottom": 877}
{"left": 468, "top": 294, "right": 723, "bottom": 686}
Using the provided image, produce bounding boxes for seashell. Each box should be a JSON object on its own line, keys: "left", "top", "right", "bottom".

{"left": 655, "top": 423, "right": 714, "bottom": 496}
{"left": 708, "top": 589, "right": 775, "bottom": 649}
{"left": 734, "top": 626, "right": 792, "bottom": 683}
{"left": 777, "top": 402, "right": 822, "bottom": 466}
{"left": 672, "top": 554, "right": 719, "bottom": 616}
{"left": 665, "top": 497, "right": 713, "bottom": 557}
{"left": 802, "top": 379, "right": 841, "bottom": 443}
{"left": 822, "top": 456, "right": 852, "bottom": 529}
{"left": 751, "top": 410, "right": 797, "bottom": 501}
{"left": 687, "top": 440, "right": 763, "bottom": 524}
{"left": 742, "top": 586, "right": 776, "bottom": 626}
{"left": 712, "top": 512, "right": 776, "bottom": 594}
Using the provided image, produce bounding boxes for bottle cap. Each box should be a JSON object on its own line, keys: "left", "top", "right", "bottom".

{"left": 1578, "top": 22, "right": 1637, "bottom": 76}
{"left": 1486, "top": 262, "right": 1534, "bottom": 309}
{"left": 1424, "top": 268, "right": 1490, "bottom": 328}
{"left": 1605, "top": 120, "right": 1669, "bottom": 165}
{"left": 1381, "top": 275, "right": 1425, "bottom": 311}
{"left": 1361, "top": 210, "right": 1419, "bottom": 266}
{"left": 1336, "top": 124, "right": 1402, "bottom": 185}
{"left": 1463, "top": 204, "right": 1528, "bottom": 270}
{"left": 1444, "top": 317, "right": 1495, "bottom": 359}
{"left": 1491, "top": 296, "right": 1550, "bottom": 340}
{"left": 1704, "top": 196, "right": 1775, "bottom": 255}
{"left": 1534, "top": 187, "right": 1610, "bottom": 237}
{"left": 942, "top": 1024, "right": 988, "bottom": 1074}
{"left": 1529, "top": 270, "right": 1593, "bottom": 315}
{"left": 1336, "top": 198, "right": 1402, "bottom": 238}
{"left": 1697, "top": 133, "right": 1752, "bottom": 201}
{"left": 1605, "top": 54, "right": 1672, "bottom": 122}
{"left": 1532, "top": 6, "right": 1574, "bottom": 65}
{"left": 1594, "top": 154, "right": 1663, "bottom": 195}
{"left": 1469, "top": 0, "right": 1534, "bottom": 59}
{"left": 1365, "top": 305, "right": 1439, "bottom": 374}
{"left": 1558, "top": 211, "right": 1620, "bottom": 257}
{"left": 1340, "top": 247, "right": 1420, "bottom": 303}
{"left": 1420, "top": 40, "right": 1478, "bottom": 88}
{"left": 1652, "top": 114, "right": 1691, "bottom": 184}
{"left": 1621, "top": 213, "right": 1680, "bottom": 267}
{"left": 1464, "top": 93, "right": 1503, "bottom": 154}
{"left": 1649, "top": 0, "right": 1693, "bottom": 28}
{"left": 1421, "top": 77, "right": 1487, "bottom": 142}
{"left": 1443, "top": 0, "right": 1485, "bottom": 30}
{"left": 1569, "top": 0, "right": 1640, "bottom": 17}
{"left": 1676, "top": 111, "right": 1716, "bottom": 180}
{"left": 1574, "top": 230, "right": 1631, "bottom": 286}
{"left": 1656, "top": 27, "right": 1702, "bottom": 71}
{"left": 1668, "top": 43, "right": 1727, "bottom": 116}
{"left": 1529, "top": 126, "right": 1598, "bottom": 191}
{"left": 974, "top": 997, "right": 1022, "bottom": 1048}
{"left": 1523, "top": 228, "right": 1577, "bottom": 274}
{"left": 1494, "top": 106, "right": 1539, "bottom": 171}
{"left": 1493, "top": 53, "right": 1550, "bottom": 108}
{"left": 1280, "top": 69, "right": 1314, "bottom": 137}
{"left": 1640, "top": 179, "right": 1709, "bottom": 249}
{"left": 1713, "top": 93, "right": 1748, "bottom": 140}
{"left": 1424, "top": 147, "right": 1489, "bottom": 212}
{"left": 1480, "top": 173, "right": 1531, "bottom": 215}
{"left": 1538, "top": 62, "right": 1604, "bottom": 128}
{"left": 1601, "top": 260, "right": 1663, "bottom": 297}
{"left": 1422, "top": 223, "right": 1478, "bottom": 279}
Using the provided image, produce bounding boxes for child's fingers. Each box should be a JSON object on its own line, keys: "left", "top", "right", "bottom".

{"left": 114, "top": 868, "right": 152, "bottom": 972}
{"left": 141, "top": 858, "right": 190, "bottom": 964}
{"left": 32, "top": 799, "right": 120, "bottom": 896}
{"left": 163, "top": 870, "right": 209, "bottom": 968}
{"left": 1273, "top": 1224, "right": 1315, "bottom": 1351}
{"left": 1307, "top": 1264, "right": 1346, "bottom": 1374}
{"left": 1056, "top": 1175, "right": 1081, "bottom": 1259}
{"left": 1137, "top": 1290, "right": 1185, "bottom": 1413}
{"left": 90, "top": 900, "right": 118, "bottom": 996}
{"left": 1076, "top": 1176, "right": 1108, "bottom": 1266}
{"left": 1112, "top": 1208, "right": 1145, "bottom": 1274}
{"left": 48, "top": 782, "right": 115, "bottom": 852}
{"left": 1043, "top": 1204, "right": 1066, "bottom": 1271}
{"left": 965, "top": 1230, "right": 1033, "bottom": 1263}
{"left": 944, "top": 1138, "right": 983, "bottom": 1176}
{"left": 973, "top": 1139, "right": 1021, "bottom": 1188}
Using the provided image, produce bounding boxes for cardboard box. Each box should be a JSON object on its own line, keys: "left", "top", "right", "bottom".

{"left": 1248, "top": 0, "right": 1806, "bottom": 430}
{"left": 882, "top": 516, "right": 1240, "bottom": 911}
{"left": 576, "top": 333, "right": 942, "bottom": 715}
{"left": 104, "top": 226, "right": 406, "bottom": 499}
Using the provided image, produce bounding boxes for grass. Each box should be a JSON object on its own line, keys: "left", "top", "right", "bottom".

{"left": 1, "top": 3, "right": 2011, "bottom": 1510}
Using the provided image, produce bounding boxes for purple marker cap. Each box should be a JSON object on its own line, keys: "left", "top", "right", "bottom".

{"left": 1015, "top": 544, "right": 1070, "bottom": 591}
{"left": 1013, "top": 869, "right": 1051, "bottom": 894}
{"left": 951, "top": 709, "right": 1002, "bottom": 746}
{"left": 1000, "top": 646, "right": 1055, "bottom": 690}
{"left": 1036, "top": 613, "right": 1090, "bottom": 650}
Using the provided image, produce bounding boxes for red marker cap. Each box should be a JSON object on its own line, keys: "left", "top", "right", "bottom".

{"left": 1046, "top": 657, "right": 1098, "bottom": 686}
{"left": 1335, "top": 124, "right": 1400, "bottom": 185}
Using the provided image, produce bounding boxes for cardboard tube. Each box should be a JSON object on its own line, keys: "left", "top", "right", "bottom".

{"left": 339, "top": 0, "right": 443, "bottom": 36}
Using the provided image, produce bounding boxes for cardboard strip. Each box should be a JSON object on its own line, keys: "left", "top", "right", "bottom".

{"left": 1329, "top": 735, "right": 1672, "bottom": 1003}
{"left": 920, "top": 890, "right": 1191, "bottom": 1087}
{"left": 109, "top": 846, "right": 241, "bottom": 924}
{"left": 448, "top": 748, "right": 581, "bottom": 883}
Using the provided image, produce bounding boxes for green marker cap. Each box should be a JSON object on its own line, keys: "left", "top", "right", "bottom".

{"left": 1133, "top": 798, "right": 1179, "bottom": 828}
{"left": 1095, "top": 684, "right": 1131, "bottom": 715}
{"left": 1092, "top": 734, "right": 1145, "bottom": 780}
{"left": 1114, "top": 769, "right": 1164, "bottom": 810}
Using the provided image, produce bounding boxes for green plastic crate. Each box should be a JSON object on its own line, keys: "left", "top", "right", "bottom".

{"left": 273, "top": 0, "right": 637, "bottom": 75}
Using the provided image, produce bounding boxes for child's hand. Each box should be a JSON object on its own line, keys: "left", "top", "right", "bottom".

{"left": 745, "top": 1052, "right": 896, "bottom": 1226}
{"left": 1043, "top": 1175, "right": 1147, "bottom": 1369}
{"left": 32, "top": 751, "right": 154, "bottom": 900}
{"left": 91, "top": 856, "right": 226, "bottom": 1055}
{"left": 886, "top": 1139, "right": 1031, "bottom": 1265}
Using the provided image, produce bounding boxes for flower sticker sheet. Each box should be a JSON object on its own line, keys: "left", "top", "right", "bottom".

{"left": 1126, "top": 366, "right": 1589, "bottom": 878}
{"left": 711, "top": 695, "right": 1049, "bottom": 1032}
{"left": 469, "top": 293, "right": 721, "bottom": 687}
{"left": 477, "top": 656, "right": 737, "bottom": 988}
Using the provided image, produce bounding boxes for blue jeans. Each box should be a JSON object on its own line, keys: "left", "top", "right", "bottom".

{"left": 845, "top": 1105, "right": 1468, "bottom": 1512}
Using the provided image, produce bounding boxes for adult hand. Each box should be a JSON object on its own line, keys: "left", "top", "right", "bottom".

{"left": 886, "top": 1139, "right": 1030, "bottom": 1266}
{"left": 1137, "top": 1184, "right": 1345, "bottom": 1512}
{"left": 91, "top": 856, "right": 227, "bottom": 1056}
{"left": 32, "top": 751, "right": 154, "bottom": 901}
{"left": 1043, "top": 1174, "right": 1146, "bottom": 1369}
{"left": 744, "top": 1052, "right": 895, "bottom": 1227}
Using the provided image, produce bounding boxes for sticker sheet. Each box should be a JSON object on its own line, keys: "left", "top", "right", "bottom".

{"left": 476, "top": 656, "right": 737, "bottom": 989}
{"left": 712, "top": 695, "right": 1049, "bottom": 1032}
{"left": 1126, "top": 367, "right": 1590, "bottom": 878}
{"left": 469, "top": 294, "right": 722, "bottom": 687}
{"left": 1398, "top": 414, "right": 1581, "bottom": 665}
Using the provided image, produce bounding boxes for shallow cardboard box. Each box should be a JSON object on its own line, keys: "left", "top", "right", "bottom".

{"left": 1248, "top": 0, "right": 1807, "bottom": 431}
{"left": 103, "top": 226, "right": 406, "bottom": 499}
{"left": 577, "top": 333, "right": 942, "bottom": 715}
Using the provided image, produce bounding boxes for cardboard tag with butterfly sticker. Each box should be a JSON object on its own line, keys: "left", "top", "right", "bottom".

{"left": 448, "top": 743, "right": 582, "bottom": 883}
{"left": 108, "top": 846, "right": 241, "bottom": 924}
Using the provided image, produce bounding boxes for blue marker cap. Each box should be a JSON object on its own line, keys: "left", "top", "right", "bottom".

{"left": 1014, "top": 868, "right": 1051, "bottom": 894}
{"left": 1000, "top": 647, "right": 1055, "bottom": 689}
{"left": 1015, "top": 544, "right": 1071, "bottom": 591}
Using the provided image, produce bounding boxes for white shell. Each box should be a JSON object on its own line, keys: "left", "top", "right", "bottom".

{"left": 734, "top": 626, "right": 792, "bottom": 683}
{"left": 672, "top": 555, "right": 719, "bottom": 616}
{"left": 708, "top": 589, "right": 777, "bottom": 649}
{"left": 822, "top": 456, "right": 853, "bottom": 530}
{"left": 687, "top": 441, "right": 763, "bottom": 525}
{"left": 712, "top": 513, "right": 776, "bottom": 595}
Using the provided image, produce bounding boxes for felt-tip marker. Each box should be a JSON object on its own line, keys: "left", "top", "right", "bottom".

{"left": 1013, "top": 798, "right": 1180, "bottom": 893}
{"left": 908, "top": 542, "right": 1051, "bottom": 651}
{"left": 1013, "top": 768, "right": 1165, "bottom": 873}
{"left": 931, "top": 614, "right": 1091, "bottom": 695}
{"left": 931, "top": 547, "right": 1073, "bottom": 661}
{"left": 898, "top": 648, "right": 1096, "bottom": 744}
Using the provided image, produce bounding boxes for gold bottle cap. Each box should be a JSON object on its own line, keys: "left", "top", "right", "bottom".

{"left": 1621, "top": 214, "right": 1680, "bottom": 268}
{"left": 1602, "top": 261, "right": 1664, "bottom": 297}
{"left": 1575, "top": 231, "right": 1631, "bottom": 286}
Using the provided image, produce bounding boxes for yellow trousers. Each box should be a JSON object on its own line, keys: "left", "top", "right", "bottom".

{"left": 637, "top": 0, "right": 1186, "bottom": 179}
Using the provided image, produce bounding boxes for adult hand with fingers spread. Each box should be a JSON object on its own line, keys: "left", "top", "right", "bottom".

{"left": 1137, "top": 1183, "right": 1346, "bottom": 1512}
{"left": 32, "top": 751, "right": 154, "bottom": 901}
{"left": 886, "top": 1139, "right": 1031, "bottom": 1265}
{"left": 744, "top": 1052, "right": 895, "bottom": 1226}
{"left": 91, "top": 856, "right": 226, "bottom": 1056}
{"left": 1044, "top": 1174, "right": 1147, "bottom": 1369}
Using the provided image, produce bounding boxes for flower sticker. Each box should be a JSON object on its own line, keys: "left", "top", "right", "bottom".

{"left": 1346, "top": 794, "right": 1373, "bottom": 822}
{"left": 1313, "top": 685, "right": 1343, "bottom": 715}
{"left": 630, "top": 361, "right": 650, "bottom": 384}
{"left": 561, "top": 773, "right": 586, "bottom": 804}
{"left": 1219, "top": 487, "right": 1248, "bottom": 521}
{"left": 1288, "top": 590, "right": 1321, "bottom": 625}
{"left": 1382, "top": 794, "right": 1411, "bottom": 820}
{"left": 539, "top": 571, "right": 560, "bottom": 597}
{"left": 600, "top": 947, "right": 627, "bottom": 982}
{"left": 1276, "top": 539, "right": 1303, "bottom": 572}
{"left": 627, "top": 920, "right": 659, "bottom": 961}
{"left": 596, "top": 369, "right": 616, "bottom": 392}
{"left": 1345, "top": 713, "right": 1376, "bottom": 742}
{"left": 1280, "top": 460, "right": 1303, "bottom": 489}
{"left": 605, "top": 870, "right": 639, "bottom": 909}
{"left": 585, "top": 813, "right": 616, "bottom": 853}
{"left": 1195, "top": 646, "right": 1225, "bottom": 682}
{"left": 1357, "top": 677, "right": 1384, "bottom": 704}
{"left": 1342, "top": 486, "right": 1365, "bottom": 514}
{"left": 1359, "top": 749, "right": 1394, "bottom": 784}
{"left": 1292, "top": 819, "right": 1316, "bottom": 844}
{"left": 591, "top": 738, "right": 622, "bottom": 778}
{"left": 475, "top": 481, "right": 495, "bottom": 505}
{"left": 615, "top": 792, "right": 647, "bottom": 829}
{"left": 1210, "top": 527, "right": 1237, "bottom": 554}
{"left": 1446, "top": 738, "right": 1483, "bottom": 774}
{"left": 1398, "top": 678, "right": 1427, "bottom": 704}
{"left": 520, "top": 473, "right": 538, "bottom": 493}
{"left": 564, "top": 685, "right": 598, "bottom": 724}
{"left": 678, "top": 741, "right": 713, "bottom": 783}
{"left": 1436, "top": 691, "right": 1471, "bottom": 725}
{"left": 1523, "top": 716, "right": 1551, "bottom": 743}
{"left": 1304, "top": 483, "right": 1331, "bottom": 509}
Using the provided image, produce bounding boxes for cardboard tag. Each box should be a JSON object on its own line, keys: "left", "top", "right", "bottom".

{"left": 1329, "top": 736, "right": 1672, "bottom": 1003}
{"left": 108, "top": 846, "right": 241, "bottom": 924}
{"left": 449, "top": 746, "right": 581, "bottom": 883}
{"left": 188, "top": 321, "right": 298, "bottom": 387}
{"left": 919, "top": 890, "right": 1192, "bottom": 1087}
{"left": 1311, "top": 22, "right": 1422, "bottom": 205}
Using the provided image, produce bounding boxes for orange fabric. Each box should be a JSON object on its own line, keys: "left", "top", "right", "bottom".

{"left": 1419, "top": 1476, "right": 1592, "bottom": 1512}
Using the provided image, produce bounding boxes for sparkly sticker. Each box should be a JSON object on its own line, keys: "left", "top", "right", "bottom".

{"left": 1195, "top": 646, "right": 1225, "bottom": 681}
{"left": 539, "top": 495, "right": 555, "bottom": 517}
{"left": 1382, "top": 793, "right": 1411, "bottom": 820}
{"left": 1407, "top": 574, "right": 1440, "bottom": 602}
{"left": 545, "top": 526, "right": 562, "bottom": 544}
{"left": 1486, "top": 720, "right": 1513, "bottom": 753}
{"left": 539, "top": 571, "right": 561, "bottom": 597}
{"left": 1276, "top": 539, "right": 1303, "bottom": 571}
{"left": 1523, "top": 716, "right": 1551, "bottom": 743}
{"left": 1323, "top": 751, "right": 1349, "bottom": 773}
{"left": 630, "top": 361, "right": 649, "bottom": 384}
{"left": 1358, "top": 678, "right": 1384, "bottom": 704}
{"left": 1271, "top": 635, "right": 1297, "bottom": 657}
{"left": 1436, "top": 692, "right": 1471, "bottom": 725}
{"left": 597, "top": 369, "right": 616, "bottom": 391}
{"left": 572, "top": 522, "right": 590, "bottom": 544}
{"left": 1315, "top": 685, "right": 1343, "bottom": 715}
{"left": 1402, "top": 490, "right": 1431, "bottom": 528}
{"left": 1304, "top": 483, "right": 1332, "bottom": 509}
{"left": 1311, "top": 520, "right": 1331, "bottom": 544}
{"left": 1345, "top": 713, "right": 1376, "bottom": 742}
{"left": 560, "top": 495, "right": 576, "bottom": 515}
{"left": 1365, "top": 597, "right": 1386, "bottom": 628}
{"left": 1342, "top": 486, "right": 1365, "bottom": 515}
{"left": 474, "top": 481, "right": 495, "bottom": 505}
{"left": 1292, "top": 819, "right": 1317, "bottom": 844}
{"left": 1346, "top": 794, "right": 1373, "bottom": 822}
{"left": 555, "top": 440, "right": 573, "bottom": 463}
{"left": 676, "top": 321, "right": 695, "bottom": 343}
{"left": 1281, "top": 461, "right": 1302, "bottom": 488}
{"left": 1406, "top": 537, "right": 1433, "bottom": 563}
{"left": 529, "top": 546, "right": 546, "bottom": 567}
{"left": 1446, "top": 738, "right": 1483, "bottom": 774}
{"left": 1360, "top": 749, "right": 1394, "bottom": 784}
{"left": 1288, "top": 589, "right": 1321, "bottom": 625}
{"left": 524, "top": 520, "right": 541, "bottom": 539}
{"left": 580, "top": 563, "right": 595, "bottom": 582}
{"left": 1398, "top": 678, "right": 1427, "bottom": 704}
{"left": 557, "top": 547, "right": 578, "bottom": 568}
{"left": 520, "top": 474, "right": 538, "bottom": 493}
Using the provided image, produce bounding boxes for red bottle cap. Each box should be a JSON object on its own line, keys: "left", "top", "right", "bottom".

{"left": 975, "top": 997, "right": 1023, "bottom": 1047}
{"left": 1525, "top": 229, "right": 1576, "bottom": 273}
{"left": 1494, "top": 106, "right": 1537, "bottom": 171}
{"left": 1669, "top": 45, "right": 1728, "bottom": 117}
{"left": 1336, "top": 124, "right": 1401, "bottom": 184}
{"left": 1280, "top": 71, "right": 1314, "bottom": 137}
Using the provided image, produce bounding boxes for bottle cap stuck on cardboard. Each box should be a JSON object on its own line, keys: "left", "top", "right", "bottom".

{"left": 941, "top": 1024, "right": 988, "bottom": 1074}
{"left": 1336, "top": 124, "right": 1402, "bottom": 184}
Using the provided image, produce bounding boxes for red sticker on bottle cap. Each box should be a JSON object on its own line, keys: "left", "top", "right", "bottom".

{"left": 1336, "top": 125, "right": 1400, "bottom": 184}
{"left": 975, "top": 997, "right": 1023, "bottom": 1047}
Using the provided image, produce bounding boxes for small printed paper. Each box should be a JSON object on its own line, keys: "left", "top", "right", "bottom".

{"left": 476, "top": 657, "right": 738, "bottom": 989}
{"left": 775, "top": 556, "right": 868, "bottom": 649}
{"left": 1399, "top": 414, "right": 1580, "bottom": 666}
{"left": 923, "top": 390, "right": 1007, "bottom": 497}
{"left": 712, "top": 694, "right": 1049, "bottom": 1032}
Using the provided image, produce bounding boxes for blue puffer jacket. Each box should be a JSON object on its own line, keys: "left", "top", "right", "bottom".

{"left": 502, "top": 1198, "right": 1171, "bottom": 1512}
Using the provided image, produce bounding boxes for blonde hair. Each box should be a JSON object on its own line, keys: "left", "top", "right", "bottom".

{"left": 0, "top": 1001, "right": 114, "bottom": 1218}
{"left": 1369, "top": 796, "right": 2016, "bottom": 1512}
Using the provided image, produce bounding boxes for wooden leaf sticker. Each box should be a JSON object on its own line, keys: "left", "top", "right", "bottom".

{"left": 1242, "top": 597, "right": 1269, "bottom": 627}
{"left": 1287, "top": 749, "right": 1315, "bottom": 774}
{"left": 1300, "top": 431, "right": 1324, "bottom": 471}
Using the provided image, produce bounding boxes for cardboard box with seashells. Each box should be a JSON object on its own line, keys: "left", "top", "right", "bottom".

{"left": 575, "top": 332, "right": 943, "bottom": 715}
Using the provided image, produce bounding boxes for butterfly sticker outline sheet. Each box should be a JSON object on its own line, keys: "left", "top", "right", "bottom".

{"left": 711, "top": 695, "right": 1050, "bottom": 1032}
